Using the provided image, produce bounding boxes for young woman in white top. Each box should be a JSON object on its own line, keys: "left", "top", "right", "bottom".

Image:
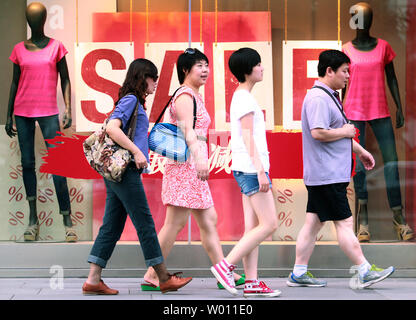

{"left": 210, "top": 48, "right": 281, "bottom": 297}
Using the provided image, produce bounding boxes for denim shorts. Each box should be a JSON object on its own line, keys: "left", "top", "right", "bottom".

{"left": 233, "top": 171, "right": 272, "bottom": 196}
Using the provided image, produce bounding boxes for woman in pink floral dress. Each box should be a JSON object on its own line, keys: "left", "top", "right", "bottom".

{"left": 142, "top": 48, "right": 244, "bottom": 290}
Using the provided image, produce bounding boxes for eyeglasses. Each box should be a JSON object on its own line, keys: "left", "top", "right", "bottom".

{"left": 184, "top": 48, "right": 195, "bottom": 55}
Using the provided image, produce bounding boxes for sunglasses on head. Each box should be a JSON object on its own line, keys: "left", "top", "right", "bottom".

{"left": 184, "top": 48, "right": 196, "bottom": 55}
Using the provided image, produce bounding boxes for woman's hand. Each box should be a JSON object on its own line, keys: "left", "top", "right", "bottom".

{"left": 195, "top": 157, "right": 209, "bottom": 181}
{"left": 132, "top": 149, "right": 148, "bottom": 170}
{"left": 257, "top": 170, "right": 270, "bottom": 192}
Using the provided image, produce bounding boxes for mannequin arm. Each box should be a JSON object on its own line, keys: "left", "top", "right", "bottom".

{"left": 385, "top": 61, "right": 404, "bottom": 128}
{"left": 5, "top": 63, "right": 21, "bottom": 138}
{"left": 57, "top": 56, "right": 72, "bottom": 129}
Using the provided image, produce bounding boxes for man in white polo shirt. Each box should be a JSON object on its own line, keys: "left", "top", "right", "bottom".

{"left": 287, "top": 50, "right": 395, "bottom": 289}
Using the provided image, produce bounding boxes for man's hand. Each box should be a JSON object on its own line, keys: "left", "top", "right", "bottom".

{"left": 358, "top": 149, "right": 375, "bottom": 171}
{"left": 342, "top": 123, "right": 356, "bottom": 139}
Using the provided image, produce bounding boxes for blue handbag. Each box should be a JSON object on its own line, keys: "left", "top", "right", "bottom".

{"left": 148, "top": 87, "right": 197, "bottom": 162}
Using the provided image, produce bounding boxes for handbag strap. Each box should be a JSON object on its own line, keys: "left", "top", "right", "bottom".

{"left": 106, "top": 94, "right": 140, "bottom": 141}
{"left": 126, "top": 95, "right": 141, "bottom": 140}
{"left": 154, "top": 87, "right": 197, "bottom": 129}
{"left": 313, "top": 85, "right": 354, "bottom": 174}
{"left": 312, "top": 85, "right": 350, "bottom": 124}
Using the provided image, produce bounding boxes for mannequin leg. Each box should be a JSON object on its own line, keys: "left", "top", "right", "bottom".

{"left": 351, "top": 121, "right": 370, "bottom": 241}
{"left": 369, "top": 117, "right": 413, "bottom": 241}
{"left": 15, "top": 116, "right": 39, "bottom": 241}
{"left": 38, "top": 115, "right": 76, "bottom": 241}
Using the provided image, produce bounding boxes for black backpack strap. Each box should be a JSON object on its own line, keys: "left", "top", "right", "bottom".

{"left": 313, "top": 86, "right": 354, "bottom": 175}
{"left": 312, "top": 86, "right": 350, "bottom": 124}
{"left": 154, "top": 87, "right": 197, "bottom": 129}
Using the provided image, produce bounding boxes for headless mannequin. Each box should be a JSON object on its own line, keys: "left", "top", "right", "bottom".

{"left": 343, "top": 2, "right": 412, "bottom": 241}
{"left": 6, "top": 3, "right": 75, "bottom": 240}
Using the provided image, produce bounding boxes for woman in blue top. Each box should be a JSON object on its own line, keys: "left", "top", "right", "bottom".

{"left": 82, "top": 59, "right": 192, "bottom": 295}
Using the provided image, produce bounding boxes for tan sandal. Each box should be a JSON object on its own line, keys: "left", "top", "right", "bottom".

{"left": 24, "top": 223, "right": 39, "bottom": 241}
{"left": 357, "top": 224, "right": 370, "bottom": 242}
{"left": 65, "top": 227, "right": 78, "bottom": 242}
{"left": 393, "top": 220, "right": 414, "bottom": 241}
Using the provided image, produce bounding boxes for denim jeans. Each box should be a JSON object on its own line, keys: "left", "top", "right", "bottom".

{"left": 233, "top": 171, "right": 272, "bottom": 196}
{"left": 15, "top": 115, "right": 71, "bottom": 215}
{"left": 351, "top": 117, "right": 402, "bottom": 209}
{"left": 88, "top": 166, "right": 164, "bottom": 268}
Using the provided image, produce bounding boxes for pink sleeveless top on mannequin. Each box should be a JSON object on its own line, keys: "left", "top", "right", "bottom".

{"left": 342, "top": 39, "right": 396, "bottom": 121}
{"left": 9, "top": 38, "right": 67, "bottom": 117}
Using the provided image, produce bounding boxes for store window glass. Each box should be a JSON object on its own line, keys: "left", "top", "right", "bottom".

{"left": 1, "top": 0, "right": 413, "bottom": 245}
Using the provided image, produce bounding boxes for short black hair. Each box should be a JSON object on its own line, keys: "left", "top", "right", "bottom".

{"left": 228, "top": 47, "right": 261, "bottom": 83}
{"left": 176, "top": 48, "right": 209, "bottom": 84}
{"left": 317, "top": 50, "right": 350, "bottom": 77}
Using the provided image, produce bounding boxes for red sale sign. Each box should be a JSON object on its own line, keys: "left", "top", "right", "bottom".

{"left": 41, "top": 12, "right": 313, "bottom": 240}
{"left": 75, "top": 42, "right": 134, "bottom": 132}
{"left": 282, "top": 41, "right": 342, "bottom": 130}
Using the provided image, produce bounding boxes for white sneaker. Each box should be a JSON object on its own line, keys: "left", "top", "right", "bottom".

{"left": 210, "top": 259, "right": 238, "bottom": 296}
{"left": 243, "top": 280, "right": 281, "bottom": 298}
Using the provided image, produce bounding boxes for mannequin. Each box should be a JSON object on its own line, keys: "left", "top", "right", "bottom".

{"left": 6, "top": 2, "right": 77, "bottom": 242}
{"left": 342, "top": 2, "right": 413, "bottom": 241}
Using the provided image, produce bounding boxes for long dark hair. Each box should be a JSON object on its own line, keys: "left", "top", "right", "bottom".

{"left": 118, "top": 58, "right": 158, "bottom": 109}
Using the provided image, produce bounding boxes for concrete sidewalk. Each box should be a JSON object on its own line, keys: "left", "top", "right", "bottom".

{"left": 0, "top": 277, "right": 414, "bottom": 300}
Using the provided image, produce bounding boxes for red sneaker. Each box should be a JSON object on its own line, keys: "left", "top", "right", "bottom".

{"left": 243, "top": 280, "right": 281, "bottom": 298}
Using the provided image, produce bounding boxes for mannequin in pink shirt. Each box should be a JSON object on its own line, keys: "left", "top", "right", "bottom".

{"left": 343, "top": 2, "right": 413, "bottom": 242}
{"left": 5, "top": 2, "right": 76, "bottom": 242}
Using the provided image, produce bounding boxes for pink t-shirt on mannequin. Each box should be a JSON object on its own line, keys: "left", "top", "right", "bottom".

{"left": 9, "top": 38, "right": 67, "bottom": 118}
{"left": 342, "top": 39, "right": 396, "bottom": 121}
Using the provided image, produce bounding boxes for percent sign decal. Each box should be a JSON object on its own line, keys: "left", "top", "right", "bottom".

{"left": 9, "top": 234, "right": 24, "bottom": 241}
{"left": 9, "top": 140, "right": 20, "bottom": 156}
{"left": 278, "top": 211, "right": 293, "bottom": 227}
{"left": 9, "top": 165, "right": 23, "bottom": 180}
{"left": 277, "top": 189, "right": 293, "bottom": 204}
{"left": 39, "top": 171, "right": 52, "bottom": 180}
{"left": 38, "top": 188, "right": 54, "bottom": 203}
{"left": 9, "top": 186, "right": 24, "bottom": 202}
{"left": 69, "top": 187, "right": 84, "bottom": 203}
{"left": 277, "top": 235, "right": 294, "bottom": 241}
{"left": 71, "top": 211, "right": 84, "bottom": 226}
{"left": 39, "top": 210, "right": 53, "bottom": 227}
{"left": 8, "top": 211, "right": 25, "bottom": 226}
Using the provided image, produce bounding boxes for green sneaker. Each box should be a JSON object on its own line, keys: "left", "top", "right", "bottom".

{"left": 217, "top": 274, "right": 245, "bottom": 289}
{"left": 286, "top": 271, "right": 327, "bottom": 287}
{"left": 358, "top": 265, "right": 395, "bottom": 288}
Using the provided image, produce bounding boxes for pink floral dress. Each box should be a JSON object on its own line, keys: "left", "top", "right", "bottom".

{"left": 161, "top": 86, "right": 214, "bottom": 209}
